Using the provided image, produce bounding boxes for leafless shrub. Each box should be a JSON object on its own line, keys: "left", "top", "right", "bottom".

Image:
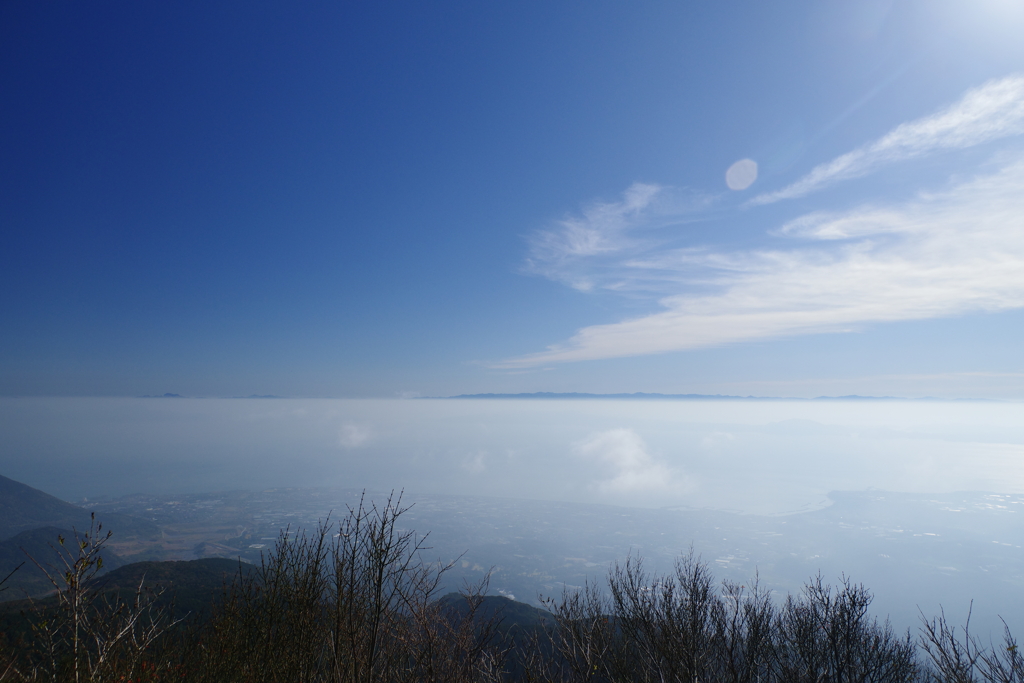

{"left": 919, "top": 605, "right": 1024, "bottom": 683}
{"left": 538, "top": 555, "right": 919, "bottom": 683}
{"left": 4, "top": 513, "right": 177, "bottom": 683}
{"left": 535, "top": 581, "right": 616, "bottom": 683}
{"left": 711, "top": 577, "right": 776, "bottom": 683}
{"left": 774, "top": 574, "right": 918, "bottom": 683}
{"left": 606, "top": 551, "right": 720, "bottom": 683}
{"left": 169, "top": 491, "right": 508, "bottom": 683}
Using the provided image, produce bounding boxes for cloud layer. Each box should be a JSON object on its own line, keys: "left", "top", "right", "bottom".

{"left": 750, "top": 75, "right": 1024, "bottom": 205}
{"left": 524, "top": 183, "right": 711, "bottom": 293}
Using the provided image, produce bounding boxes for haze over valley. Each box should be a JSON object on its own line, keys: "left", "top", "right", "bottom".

{"left": 5, "top": 396, "right": 1024, "bottom": 636}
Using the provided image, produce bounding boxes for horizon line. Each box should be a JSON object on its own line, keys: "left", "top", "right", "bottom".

{"left": 436, "top": 392, "right": 1005, "bottom": 402}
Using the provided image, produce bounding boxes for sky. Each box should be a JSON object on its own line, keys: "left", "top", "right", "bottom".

{"left": 4, "top": 0, "right": 1024, "bottom": 399}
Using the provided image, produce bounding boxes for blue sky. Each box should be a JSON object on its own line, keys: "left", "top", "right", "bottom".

{"left": 3, "top": 0, "right": 1024, "bottom": 398}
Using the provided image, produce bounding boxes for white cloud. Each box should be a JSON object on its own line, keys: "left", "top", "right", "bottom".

{"left": 501, "top": 157, "right": 1024, "bottom": 368}
{"left": 572, "top": 428, "right": 687, "bottom": 495}
{"left": 462, "top": 451, "right": 487, "bottom": 474}
{"left": 700, "top": 431, "right": 736, "bottom": 449}
{"left": 751, "top": 74, "right": 1024, "bottom": 205}
{"left": 339, "top": 423, "right": 371, "bottom": 448}
{"left": 524, "top": 182, "right": 712, "bottom": 292}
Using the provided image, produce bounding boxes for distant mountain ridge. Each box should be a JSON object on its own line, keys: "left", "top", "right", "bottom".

{"left": 443, "top": 392, "right": 928, "bottom": 401}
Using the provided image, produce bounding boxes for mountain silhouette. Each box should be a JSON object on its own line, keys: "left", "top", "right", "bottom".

{"left": 0, "top": 474, "right": 157, "bottom": 541}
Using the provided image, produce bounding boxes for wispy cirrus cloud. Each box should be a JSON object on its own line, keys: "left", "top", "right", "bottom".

{"left": 523, "top": 182, "right": 713, "bottom": 292}
{"left": 750, "top": 74, "right": 1024, "bottom": 205}
{"left": 500, "top": 76, "right": 1024, "bottom": 369}
{"left": 499, "top": 156, "right": 1024, "bottom": 368}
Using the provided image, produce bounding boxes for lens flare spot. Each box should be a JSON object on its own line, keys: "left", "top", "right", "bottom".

{"left": 726, "top": 158, "right": 758, "bottom": 190}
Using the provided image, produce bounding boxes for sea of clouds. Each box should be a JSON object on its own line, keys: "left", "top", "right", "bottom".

{"left": 3, "top": 397, "right": 1023, "bottom": 512}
